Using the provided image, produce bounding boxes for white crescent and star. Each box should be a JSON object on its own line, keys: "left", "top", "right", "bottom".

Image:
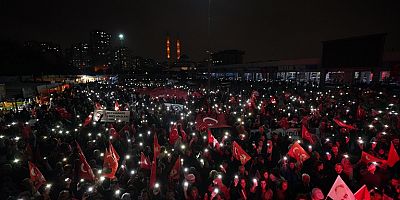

{"left": 203, "top": 117, "right": 218, "bottom": 126}
{"left": 30, "top": 168, "right": 36, "bottom": 176}
{"left": 81, "top": 163, "right": 88, "bottom": 173}
{"left": 293, "top": 147, "right": 300, "bottom": 156}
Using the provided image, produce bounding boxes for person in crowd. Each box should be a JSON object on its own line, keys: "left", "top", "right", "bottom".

{"left": 0, "top": 80, "right": 398, "bottom": 200}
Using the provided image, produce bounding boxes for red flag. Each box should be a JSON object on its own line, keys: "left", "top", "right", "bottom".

{"left": 149, "top": 153, "right": 157, "bottom": 188}
{"left": 327, "top": 175, "right": 355, "bottom": 200}
{"left": 121, "top": 124, "right": 130, "bottom": 132}
{"left": 232, "top": 141, "right": 251, "bottom": 165}
{"left": 361, "top": 151, "right": 386, "bottom": 165}
{"left": 288, "top": 142, "right": 310, "bottom": 162}
{"left": 154, "top": 133, "right": 160, "bottom": 158}
{"left": 109, "top": 141, "right": 120, "bottom": 161}
{"left": 109, "top": 127, "right": 120, "bottom": 140}
{"left": 140, "top": 152, "right": 151, "bottom": 169}
{"left": 356, "top": 106, "right": 366, "bottom": 120}
{"left": 382, "top": 194, "right": 394, "bottom": 200}
{"left": 115, "top": 101, "right": 120, "bottom": 111}
{"left": 169, "top": 155, "right": 181, "bottom": 180}
{"left": 83, "top": 114, "right": 92, "bottom": 127}
{"left": 371, "top": 109, "right": 380, "bottom": 117}
{"left": 195, "top": 113, "right": 230, "bottom": 131}
{"left": 95, "top": 102, "right": 102, "bottom": 110}
{"left": 208, "top": 129, "right": 220, "bottom": 148}
{"left": 354, "top": 185, "right": 371, "bottom": 200}
{"left": 180, "top": 127, "right": 187, "bottom": 142}
{"left": 169, "top": 124, "right": 179, "bottom": 145}
{"left": 103, "top": 148, "right": 118, "bottom": 179}
{"left": 301, "top": 116, "right": 309, "bottom": 127}
{"left": 302, "top": 125, "right": 315, "bottom": 144}
{"left": 55, "top": 107, "right": 72, "bottom": 119}
{"left": 29, "top": 161, "right": 46, "bottom": 190}
{"left": 333, "top": 119, "right": 356, "bottom": 130}
{"left": 387, "top": 142, "right": 399, "bottom": 167}
{"left": 76, "top": 142, "right": 95, "bottom": 181}
{"left": 207, "top": 129, "right": 214, "bottom": 144}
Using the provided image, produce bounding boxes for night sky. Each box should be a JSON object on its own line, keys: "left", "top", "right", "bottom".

{"left": 1, "top": 0, "right": 400, "bottom": 62}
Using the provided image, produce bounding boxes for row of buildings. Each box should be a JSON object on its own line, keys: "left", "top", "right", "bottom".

{"left": 21, "top": 30, "right": 163, "bottom": 74}
{"left": 171, "top": 34, "right": 400, "bottom": 85}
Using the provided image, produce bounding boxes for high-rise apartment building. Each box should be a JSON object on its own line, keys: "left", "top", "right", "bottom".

{"left": 90, "top": 30, "right": 112, "bottom": 67}
{"left": 70, "top": 43, "right": 90, "bottom": 69}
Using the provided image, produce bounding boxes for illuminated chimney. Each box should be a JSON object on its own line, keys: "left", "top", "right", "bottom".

{"left": 166, "top": 35, "right": 171, "bottom": 59}
{"left": 176, "top": 38, "right": 181, "bottom": 60}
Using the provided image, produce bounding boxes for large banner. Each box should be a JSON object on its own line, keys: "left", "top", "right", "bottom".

{"left": 93, "top": 110, "right": 130, "bottom": 122}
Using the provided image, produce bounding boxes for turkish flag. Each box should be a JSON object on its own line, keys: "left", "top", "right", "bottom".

{"left": 154, "top": 134, "right": 161, "bottom": 158}
{"left": 232, "top": 141, "right": 251, "bottom": 165}
{"left": 207, "top": 129, "right": 214, "bottom": 144}
{"left": 103, "top": 148, "right": 118, "bottom": 179}
{"left": 115, "top": 101, "right": 120, "bottom": 111}
{"left": 302, "top": 125, "right": 315, "bottom": 144}
{"left": 354, "top": 185, "right": 371, "bottom": 200}
{"left": 387, "top": 142, "right": 399, "bottom": 167}
{"left": 29, "top": 161, "right": 46, "bottom": 190}
{"left": 169, "top": 124, "right": 179, "bottom": 145}
{"left": 149, "top": 154, "right": 157, "bottom": 188}
{"left": 288, "top": 142, "right": 310, "bottom": 162}
{"left": 109, "top": 141, "right": 120, "bottom": 161}
{"left": 95, "top": 102, "right": 102, "bottom": 110}
{"left": 195, "top": 113, "right": 230, "bottom": 131}
{"left": 208, "top": 129, "right": 220, "bottom": 148}
{"left": 109, "top": 127, "right": 120, "bottom": 140}
{"left": 76, "top": 142, "right": 95, "bottom": 181}
{"left": 169, "top": 155, "right": 181, "bottom": 180}
{"left": 361, "top": 151, "right": 386, "bottom": 165}
{"left": 333, "top": 119, "right": 356, "bottom": 130}
{"left": 140, "top": 152, "right": 151, "bottom": 169}
{"left": 83, "top": 114, "right": 92, "bottom": 127}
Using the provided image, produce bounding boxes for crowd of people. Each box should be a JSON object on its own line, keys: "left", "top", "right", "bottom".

{"left": 0, "top": 79, "right": 399, "bottom": 200}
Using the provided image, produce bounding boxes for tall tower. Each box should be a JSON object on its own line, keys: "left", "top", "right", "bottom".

{"left": 166, "top": 34, "right": 171, "bottom": 60}
{"left": 176, "top": 37, "right": 181, "bottom": 60}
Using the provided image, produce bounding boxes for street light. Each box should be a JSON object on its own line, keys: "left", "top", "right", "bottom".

{"left": 118, "top": 33, "right": 124, "bottom": 47}
{"left": 118, "top": 33, "right": 124, "bottom": 40}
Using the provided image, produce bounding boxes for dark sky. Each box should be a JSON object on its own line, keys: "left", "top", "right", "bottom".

{"left": 1, "top": 0, "right": 399, "bottom": 62}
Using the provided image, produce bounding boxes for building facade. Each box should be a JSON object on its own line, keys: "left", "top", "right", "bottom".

{"left": 90, "top": 30, "right": 112, "bottom": 69}
{"left": 114, "top": 47, "right": 134, "bottom": 72}
{"left": 69, "top": 43, "right": 90, "bottom": 70}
